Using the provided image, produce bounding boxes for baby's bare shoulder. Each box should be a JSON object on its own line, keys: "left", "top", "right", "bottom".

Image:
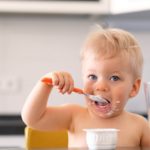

{"left": 126, "top": 111, "right": 148, "bottom": 125}
{"left": 127, "top": 111, "right": 146, "bottom": 120}
{"left": 125, "top": 112, "right": 150, "bottom": 146}
{"left": 62, "top": 104, "right": 87, "bottom": 130}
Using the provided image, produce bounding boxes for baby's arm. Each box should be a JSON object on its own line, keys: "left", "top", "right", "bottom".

{"left": 21, "top": 71, "right": 75, "bottom": 131}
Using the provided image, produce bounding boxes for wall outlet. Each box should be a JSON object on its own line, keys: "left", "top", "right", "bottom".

{"left": 0, "top": 77, "right": 21, "bottom": 94}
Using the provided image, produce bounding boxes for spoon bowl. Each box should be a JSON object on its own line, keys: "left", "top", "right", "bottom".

{"left": 84, "top": 93, "right": 109, "bottom": 104}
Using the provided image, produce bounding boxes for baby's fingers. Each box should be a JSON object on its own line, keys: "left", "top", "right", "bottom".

{"left": 61, "top": 74, "right": 74, "bottom": 94}
{"left": 50, "top": 72, "right": 60, "bottom": 86}
{"left": 45, "top": 72, "right": 74, "bottom": 94}
{"left": 56, "top": 72, "right": 66, "bottom": 90}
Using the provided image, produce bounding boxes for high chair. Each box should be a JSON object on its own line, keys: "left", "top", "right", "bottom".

{"left": 25, "top": 127, "right": 68, "bottom": 149}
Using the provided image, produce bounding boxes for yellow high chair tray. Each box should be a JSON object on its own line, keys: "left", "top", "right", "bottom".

{"left": 25, "top": 127, "right": 68, "bottom": 149}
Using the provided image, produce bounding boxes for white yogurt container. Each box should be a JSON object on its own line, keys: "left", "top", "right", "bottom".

{"left": 84, "top": 128, "right": 119, "bottom": 150}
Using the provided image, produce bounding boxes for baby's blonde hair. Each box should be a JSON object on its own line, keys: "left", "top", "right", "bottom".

{"left": 80, "top": 28, "right": 143, "bottom": 79}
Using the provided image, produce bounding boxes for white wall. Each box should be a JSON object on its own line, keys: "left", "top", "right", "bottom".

{"left": 0, "top": 11, "right": 150, "bottom": 115}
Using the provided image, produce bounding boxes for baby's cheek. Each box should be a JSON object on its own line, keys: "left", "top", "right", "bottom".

{"left": 114, "top": 90, "right": 128, "bottom": 105}
{"left": 83, "top": 83, "right": 93, "bottom": 93}
{"left": 118, "top": 95, "right": 128, "bottom": 107}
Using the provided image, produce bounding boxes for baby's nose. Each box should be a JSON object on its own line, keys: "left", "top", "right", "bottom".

{"left": 94, "top": 80, "right": 109, "bottom": 92}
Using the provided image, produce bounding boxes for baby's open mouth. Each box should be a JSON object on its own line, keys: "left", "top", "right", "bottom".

{"left": 89, "top": 98, "right": 112, "bottom": 114}
{"left": 94, "top": 98, "right": 110, "bottom": 106}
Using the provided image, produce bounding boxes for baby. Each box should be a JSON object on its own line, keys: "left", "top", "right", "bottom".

{"left": 21, "top": 27, "right": 150, "bottom": 147}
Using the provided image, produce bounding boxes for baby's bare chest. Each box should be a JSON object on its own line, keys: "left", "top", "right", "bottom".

{"left": 69, "top": 116, "right": 141, "bottom": 147}
{"left": 68, "top": 127, "right": 141, "bottom": 148}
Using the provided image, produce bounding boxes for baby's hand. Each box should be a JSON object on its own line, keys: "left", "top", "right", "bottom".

{"left": 44, "top": 71, "right": 74, "bottom": 94}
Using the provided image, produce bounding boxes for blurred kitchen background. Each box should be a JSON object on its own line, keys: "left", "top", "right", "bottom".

{"left": 0, "top": 0, "right": 150, "bottom": 147}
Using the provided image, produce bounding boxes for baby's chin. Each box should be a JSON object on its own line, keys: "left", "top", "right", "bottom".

{"left": 92, "top": 109, "right": 121, "bottom": 119}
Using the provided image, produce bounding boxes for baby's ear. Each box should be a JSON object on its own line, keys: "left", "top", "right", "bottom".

{"left": 129, "top": 78, "right": 141, "bottom": 98}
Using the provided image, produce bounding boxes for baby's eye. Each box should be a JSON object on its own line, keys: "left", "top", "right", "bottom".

{"left": 88, "top": 74, "right": 98, "bottom": 81}
{"left": 110, "top": 75, "right": 120, "bottom": 81}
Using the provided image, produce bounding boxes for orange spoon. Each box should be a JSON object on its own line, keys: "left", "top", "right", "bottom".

{"left": 41, "top": 77, "right": 109, "bottom": 104}
{"left": 41, "top": 77, "right": 84, "bottom": 94}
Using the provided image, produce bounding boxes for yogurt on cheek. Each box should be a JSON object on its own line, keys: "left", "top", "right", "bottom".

{"left": 106, "top": 100, "right": 122, "bottom": 117}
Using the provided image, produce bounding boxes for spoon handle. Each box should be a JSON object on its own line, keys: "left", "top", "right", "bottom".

{"left": 41, "top": 77, "right": 84, "bottom": 94}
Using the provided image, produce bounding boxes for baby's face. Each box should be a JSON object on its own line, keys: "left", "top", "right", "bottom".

{"left": 82, "top": 51, "right": 138, "bottom": 118}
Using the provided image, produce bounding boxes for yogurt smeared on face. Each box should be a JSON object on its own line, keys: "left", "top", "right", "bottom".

{"left": 87, "top": 98, "right": 121, "bottom": 117}
{"left": 106, "top": 100, "right": 121, "bottom": 116}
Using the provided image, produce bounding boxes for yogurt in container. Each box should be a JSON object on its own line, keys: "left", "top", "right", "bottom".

{"left": 84, "top": 128, "right": 119, "bottom": 149}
